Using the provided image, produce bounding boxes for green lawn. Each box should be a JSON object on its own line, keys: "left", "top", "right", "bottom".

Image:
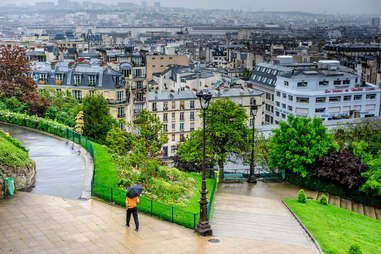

{"left": 91, "top": 141, "right": 215, "bottom": 228}
{"left": 284, "top": 199, "right": 381, "bottom": 254}
{"left": 0, "top": 131, "right": 32, "bottom": 167}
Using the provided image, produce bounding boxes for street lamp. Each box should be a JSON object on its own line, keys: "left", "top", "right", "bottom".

{"left": 247, "top": 102, "right": 258, "bottom": 183}
{"left": 195, "top": 89, "right": 213, "bottom": 236}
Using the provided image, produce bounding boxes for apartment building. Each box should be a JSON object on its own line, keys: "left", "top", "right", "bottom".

{"left": 148, "top": 88, "right": 264, "bottom": 158}
{"left": 32, "top": 61, "right": 131, "bottom": 128}
{"left": 146, "top": 55, "right": 190, "bottom": 80}
{"left": 274, "top": 59, "right": 381, "bottom": 123}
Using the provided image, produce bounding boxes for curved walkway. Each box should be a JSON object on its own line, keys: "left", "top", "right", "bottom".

{"left": 211, "top": 181, "right": 319, "bottom": 254}
{"left": 0, "top": 123, "right": 91, "bottom": 200}
{"left": 1, "top": 192, "right": 318, "bottom": 254}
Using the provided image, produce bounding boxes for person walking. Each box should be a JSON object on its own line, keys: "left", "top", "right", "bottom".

{"left": 126, "top": 195, "right": 139, "bottom": 231}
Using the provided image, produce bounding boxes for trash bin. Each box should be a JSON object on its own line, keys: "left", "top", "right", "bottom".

{"left": 5, "top": 177, "right": 15, "bottom": 195}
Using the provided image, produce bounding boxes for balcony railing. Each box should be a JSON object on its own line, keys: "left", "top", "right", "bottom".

{"left": 106, "top": 99, "right": 129, "bottom": 104}
{"left": 117, "top": 113, "right": 126, "bottom": 118}
{"left": 134, "top": 97, "right": 146, "bottom": 103}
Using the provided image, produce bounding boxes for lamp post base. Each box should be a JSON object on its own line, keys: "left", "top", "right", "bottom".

{"left": 195, "top": 223, "right": 213, "bottom": 236}
{"left": 247, "top": 175, "right": 257, "bottom": 183}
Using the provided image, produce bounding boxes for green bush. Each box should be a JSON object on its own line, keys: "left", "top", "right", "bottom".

{"left": 297, "top": 189, "right": 306, "bottom": 203}
{"left": 320, "top": 194, "right": 328, "bottom": 205}
{"left": 348, "top": 244, "right": 362, "bottom": 254}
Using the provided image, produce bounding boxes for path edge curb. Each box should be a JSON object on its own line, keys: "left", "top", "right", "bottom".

{"left": 281, "top": 200, "right": 324, "bottom": 254}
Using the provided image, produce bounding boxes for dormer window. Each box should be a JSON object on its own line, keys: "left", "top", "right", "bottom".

{"left": 113, "top": 76, "right": 120, "bottom": 86}
{"left": 39, "top": 73, "right": 48, "bottom": 81}
{"left": 88, "top": 75, "right": 96, "bottom": 86}
{"left": 297, "top": 81, "right": 308, "bottom": 87}
{"left": 55, "top": 73, "right": 64, "bottom": 81}
{"left": 74, "top": 74, "right": 81, "bottom": 86}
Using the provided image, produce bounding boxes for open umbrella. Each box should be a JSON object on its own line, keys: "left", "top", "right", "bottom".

{"left": 126, "top": 184, "right": 144, "bottom": 198}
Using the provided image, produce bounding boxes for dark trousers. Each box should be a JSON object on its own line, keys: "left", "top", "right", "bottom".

{"left": 126, "top": 207, "right": 139, "bottom": 230}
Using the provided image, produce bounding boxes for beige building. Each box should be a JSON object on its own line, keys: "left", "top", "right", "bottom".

{"left": 146, "top": 55, "right": 190, "bottom": 80}
{"left": 148, "top": 88, "right": 264, "bottom": 158}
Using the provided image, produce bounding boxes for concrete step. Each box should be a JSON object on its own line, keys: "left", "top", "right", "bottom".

{"left": 340, "top": 198, "right": 353, "bottom": 211}
{"left": 352, "top": 202, "right": 365, "bottom": 215}
{"left": 364, "top": 206, "right": 377, "bottom": 219}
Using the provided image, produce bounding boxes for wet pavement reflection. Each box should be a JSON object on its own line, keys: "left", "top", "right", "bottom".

{"left": 0, "top": 123, "right": 85, "bottom": 200}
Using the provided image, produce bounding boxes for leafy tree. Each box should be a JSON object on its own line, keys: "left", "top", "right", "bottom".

{"left": 268, "top": 115, "right": 337, "bottom": 177}
{"left": 178, "top": 98, "right": 249, "bottom": 178}
{"left": 310, "top": 148, "right": 368, "bottom": 190}
{"left": 0, "top": 46, "right": 37, "bottom": 99}
{"left": 23, "top": 93, "right": 49, "bottom": 117}
{"left": 0, "top": 96, "right": 26, "bottom": 113}
{"left": 239, "top": 68, "right": 253, "bottom": 81}
{"left": 55, "top": 111, "right": 75, "bottom": 127}
{"left": 82, "top": 94, "right": 115, "bottom": 144}
{"left": 75, "top": 111, "right": 84, "bottom": 134}
{"left": 45, "top": 106, "right": 58, "bottom": 120}
{"left": 105, "top": 124, "right": 134, "bottom": 156}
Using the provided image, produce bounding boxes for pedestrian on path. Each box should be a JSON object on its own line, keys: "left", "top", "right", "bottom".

{"left": 126, "top": 195, "right": 139, "bottom": 231}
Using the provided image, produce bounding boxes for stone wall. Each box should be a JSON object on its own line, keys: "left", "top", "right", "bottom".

{"left": 0, "top": 160, "right": 36, "bottom": 198}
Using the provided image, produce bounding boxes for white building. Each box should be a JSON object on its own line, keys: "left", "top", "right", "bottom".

{"left": 272, "top": 57, "right": 381, "bottom": 123}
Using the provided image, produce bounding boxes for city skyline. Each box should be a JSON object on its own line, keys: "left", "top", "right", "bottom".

{"left": 4, "top": 0, "right": 381, "bottom": 15}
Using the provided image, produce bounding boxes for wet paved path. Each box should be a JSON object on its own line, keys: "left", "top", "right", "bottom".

{"left": 0, "top": 192, "right": 319, "bottom": 254}
{"left": 0, "top": 123, "right": 85, "bottom": 200}
{"left": 211, "top": 181, "right": 319, "bottom": 253}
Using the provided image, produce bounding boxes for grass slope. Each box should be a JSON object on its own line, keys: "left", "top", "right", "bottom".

{"left": 92, "top": 142, "right": 118, "bottom": 188}
{"left": 0, "top": 131, "right": 31, "bottom": 167}
{"left": 284, "top": 199, "right": 381, "bottom": 254}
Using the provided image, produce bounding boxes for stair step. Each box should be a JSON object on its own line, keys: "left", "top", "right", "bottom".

{"left": 364, "top": 206, "right": 377, "bottom": 219}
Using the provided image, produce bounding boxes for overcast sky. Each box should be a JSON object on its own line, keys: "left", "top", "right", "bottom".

{"left": 9, "top": 0, "right": 381, "bottom": 15}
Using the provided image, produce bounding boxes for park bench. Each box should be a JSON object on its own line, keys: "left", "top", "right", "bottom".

{"left": 223, "top": 173, "right": 245, "bottom": 182}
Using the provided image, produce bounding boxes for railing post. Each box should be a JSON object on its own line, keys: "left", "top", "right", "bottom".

{"left": 150, "top": 199, "right": 153, "bottom": 216}
{"left": 171, "top": 207, "right": 174, "bottom": 223}
{"left": 194, "top": 213, "right": 196, "bottom": 229}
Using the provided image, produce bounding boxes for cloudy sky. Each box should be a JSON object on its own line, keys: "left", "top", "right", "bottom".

{"left": 8, "top": 0, "right": 381, "bottom": 15}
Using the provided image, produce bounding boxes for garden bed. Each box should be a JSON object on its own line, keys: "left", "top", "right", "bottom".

{"left": 284, "top": 199, "right": 381, "bottom": 254}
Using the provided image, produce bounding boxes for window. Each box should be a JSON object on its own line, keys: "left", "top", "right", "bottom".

{"left": 315, "top": 108, "right": 325, "bottom": 113}
{"left": 55, "top": 73, "right": 64, "bottom": 80}
{"left": 163, "top": 147, "right": 168, "bottom": 158}
{"left": 117, "top": 107, "right": 125, "bottom": 117}
{"left": 113, "top": 76, "right": 120, "bottom": 86}
{"left": 296, "top": 97, "right": 309, "bottom": 103}
{"left": 288, "top": 95, "right": 293, "bottom": 101}
{"left": 250, "top": 118, "right": 254, "bottom": 126}
{"left": 316, "top": 97, "right": 326, "bottom": 103}
{"left": 275, "top": 111, "right": 280, "bottom": 117}
{"left": 190, "top": 112, "right": 194, "bottom": 121}
{"left": 282, "top": 103, "right": 286, "bottom": 109}
{"left": 136, "top": 93, "right": 144, "bottom": 101}
{"left": 89, "top": 90, "right": 95, "bottom": 96}
{"left": 334, "top": 80, "right": 342, "bottom": 85}
{"left": 180, "top": 134, "right": 185, "bottom": 142}
{"left": 297, "top": 81, "right": 308, "bottom": 87}
{"left": 266, "top": 93, "right": 271, "bottom": 100}
{"left": 152, "top": 102, "right": 157, "bottom": 112}
{"left": 88, "top": 75, "right": 96, "bottom": 86}
{"left": 180, "top": 123, "right": 184, "bottom": 132}
{"left": 136, "top": 81, "right": 143, "bottom": 89}
{"left": 163, "top": 124, "right": 168, "bottom": 132}
{"left": 171, "top": 101, "right": 176, "bottom": 109}
{"left": 74, "top": 74, "right": 81, "bottom": 85}
{"left": 276, "top": 101, "right": 280, "bottom": 107}
{"left": 319, "top": 80, "right": 329, "bottom": 86}
{"left": 354, "top": 95, "right": 362, "bottom": 100}
{"left": 72, "top": 90, "right": 82, "bottom": 102}
{"left": 180, "top": 101, "right": 185, "bottom": 110}
{"left": 343, "top": 80, "right": 350, "bottom": 85}
{"left": 344, "top": 95, "right": 351, "bottom": 101}
{"left": 276, "top": 91, "right": 280, "bottom": 97}
{"left": 172, "top": 123, "right": 175, "bottom": 131}
{"left": 366, "top": 94, "right": 376, "bottom": 100}
{"left": 281, "top": 113, "right": 286, "bottom": 119}
{"left": 329, "top": 96, "right": 341, "bottom": 102}
{"left": 190, "top": 100, "right": 195, "bottom": 109}
{"left": 172, "top": 134, "right": 175, "bottom": 141}
{"left": 163, "top": 113, "right": 168, "bottom": 122}
{"left": 265, "top": 104, "right": 271, "bottom": 111}
{"left": 171, "top": 145, "right": 177, "bottom": 154}
{"left": 284, "top": 81, "right": 289, "bottom": 86}
{"left": 190, "top": 123, "right": 195, "bottom": 131}
{"left": 282, "top": 93, "right": 286, "bottom": 99}
{"left": 117, "top": 91, "right": 123, "bottom": 102}
{"left": 180, "top": 112, "right": 184, "bottom": 121}
{"left": 163, "top": 103, "right": 168, "bottom": 111}
{"left": 39, "top": 73, "right": 48, "bottom": 81}
{"left": 288, "top": 105, "right": 292, "bottom": 111}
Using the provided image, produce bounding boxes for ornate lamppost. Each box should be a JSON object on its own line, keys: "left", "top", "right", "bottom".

{"left": 247, "top": 102, "right": 258, "bottom": 183}
{"left": 195, "top": 89, "right": 213, "bottom": 236}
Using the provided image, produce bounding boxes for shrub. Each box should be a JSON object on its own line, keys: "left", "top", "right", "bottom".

{"left": 45, "top": 106, "right": 58, "bottom": 120}
{"left": 297, "top": 189, "right": 306, "bottom": 203}
{"left": 348, "top": 244, "right": 362, "bottom": 254}
{"left": 320, "top": 194, "right": 328, "bottom": 205}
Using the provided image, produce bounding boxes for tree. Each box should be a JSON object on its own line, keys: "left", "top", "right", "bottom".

{"left": 105, "top": 124, "right": 134, "bottom": 156}
{"left": 239, "top": 68, "right": 253, "bottom": 81}
{"left": 0, "top": 96, "right": 26, "bottom": 113}
{"left": 82, "top": 94, "right": 115, "bottom": 144}
{"left": 75, "top": 111, "right": 84, "bottom": 134}
{"left": 178, "top": 99, "right": 249, "bottom": 178}
{"left": 0, "top": 46, "right": 37, "bottom": 98}
{"left": 268, "top": 115, "right": 337, "bottom": 177}
{"left": 23, "top": 93, "right": 49, "bottom": 117}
